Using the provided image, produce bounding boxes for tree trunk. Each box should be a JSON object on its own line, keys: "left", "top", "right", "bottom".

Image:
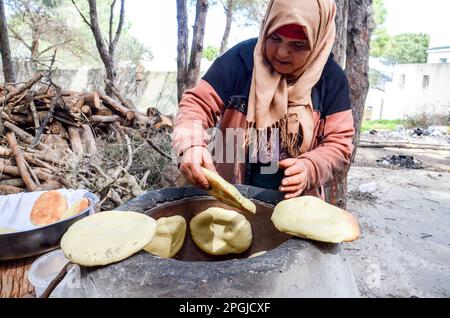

{"left": 30, "top": 24, "right": 40, "bottom": 63}
{"left": 346, "top": 0, "right": 374, "bottom": 156}
{"left": 186, "top": 0, "right": 209, "bottom": 89}
{"left": 176, "top": 0, "right": 189, "bottom": 103}
{"left": 327, "top": 0, "right": 374, "bottom": 210}
{"left": 220, "top": 0, "right": 234, "bottom": 55}
{"left": 87, "top": 0, "right": 125, "bottom": 96}
{"left": 332, "top": 0, "right": 348, "bottom": 67}
{"left": 0, "top": 0, "right": 16, "bottom": 83}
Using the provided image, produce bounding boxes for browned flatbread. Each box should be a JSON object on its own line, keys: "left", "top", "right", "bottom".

{"left": 62, "top": 198, "right": 90, "bottom": 220}
{"left": 30, "top": 191, "right": 68, "bottom": 226}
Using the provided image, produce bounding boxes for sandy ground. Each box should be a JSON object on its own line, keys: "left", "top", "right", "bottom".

{"left": 344, "top": 147, "right": 450, "bottom": 298}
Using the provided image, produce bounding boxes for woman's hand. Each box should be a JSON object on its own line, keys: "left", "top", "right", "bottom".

{"left": 179, "top": 146, "right": 216, "bottom": 189}
{"left": 278, "top": 158, "right": 308, "bottom": 199}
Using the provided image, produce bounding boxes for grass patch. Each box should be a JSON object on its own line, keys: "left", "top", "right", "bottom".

{"left": 361, "top": 119, "right": 404, "bottom": 132}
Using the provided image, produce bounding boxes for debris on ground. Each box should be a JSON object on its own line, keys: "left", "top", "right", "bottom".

{"left": 377, "top": 154, "right": 424, "bottom": 169}
{"left": 347, "top": 190, "right": 377, "bottom": 201}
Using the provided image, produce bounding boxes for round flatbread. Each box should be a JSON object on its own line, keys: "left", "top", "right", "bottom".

{"left": 144, "top": 216, "right": 186, "bottom": 258}
{"left": 62, "top": 198, "right": 90, "bottom": 220}
{"left": 190, "top": 207, "right": 252, "bottom": 255}
{"left": 61, "top": 211, "right": 156, "bottom": 267}
{"left": 201, "top": 167, "right": 256, "bottom": 214}
{"left": 0, "top": 228, "right": 17, "bottom": 234}
{"left": 271, "top": 196, "right": 360, "bottom": 243}
{"left": 30, "top": 190, "right": 68, "bottom": 226}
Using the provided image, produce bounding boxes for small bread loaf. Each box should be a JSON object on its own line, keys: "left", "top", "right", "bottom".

{"left": 62, "top": 198, "right": 90, "bottom": 220}
{"left": 190, "top": 207, "right": 252, "bottom": 255}
{"left": 30, "top": 190, "right": 68, "bottom": 226}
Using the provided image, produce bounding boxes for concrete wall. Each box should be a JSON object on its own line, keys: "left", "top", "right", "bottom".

{"left": 1, "top": 62, "right": 179, "bottom": 115}
{"left": 364, "top": 88, "right": 385, "bottom": 121}
{"left": 375, "top": 63, "right": 450, "bottom": 120}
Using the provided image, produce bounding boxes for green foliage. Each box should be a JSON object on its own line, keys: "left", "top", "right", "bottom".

{"left": 383, "top": 33, "right": 430, "bottom": 64}
{"left": 361, "top": 119, "right": 404, "bottom": 132}
{"left": 6, "top": 0, "right": 152, "bottom": 68}
{"left": 203, "top": 45, "right": 219, "bottom": 61}
{"left": 233, "top": 0, "right": 268, "bottom": 26}
{"left": 370, "top": 0, "right": 389, "bottom": 58}
{"left": 370, "top": 0, "right": 430, "bottom": 65}
{"left": 370, "top": 27, "right": 390, "bottom": 58}
{"left": 373, "top": 0, "right": 387, "bottom": 26}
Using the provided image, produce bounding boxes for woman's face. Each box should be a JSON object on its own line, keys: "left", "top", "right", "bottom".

{"left": 265, "top": 32, "right": 311, "bottom": 76}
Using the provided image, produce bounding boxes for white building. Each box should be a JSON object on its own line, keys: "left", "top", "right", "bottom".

{"left": 371, "top": 63, "right": 450, "bottom": 120}
{"left": 427, "top": 46, "right": 450, "bottom": 64}
{"left": 365, "top": 45, "right": 450, "bottom": 121}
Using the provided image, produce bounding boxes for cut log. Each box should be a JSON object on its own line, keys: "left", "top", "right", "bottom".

{"left": 81, "top": 124, "right": 98, "bottom": 155}
{"left": 36, "top": 179, "right": 62, "bottom": 191}
{"left": 0, "top": 185, "right": 23, "bottom": 194}
{"left": 67, "top": 127, "right": 84, "bottom": 155}
{"left": 54, "top": 115, "right": 80, "bottom": 128}
{"left": 95, "top": 106, "right": 114, "bottom": 117}
{"left": 84, "top": 92, "right": 101, "bottom": 110}
{"left": 81, "top": 105, "right": 92, "bottom": 118}
{"left": 0, "top": 146, "right": 61, "bottom": 166}
{"left": 33, "top": 93, "right": 56, "bottom": 100}
{"left": 0, "top": 178, "right": 25, "bottom": 187}
{"left": 155, "top": 114, "right": 174, "bottom": 130}
{"left": 0, "top": 164, "right": 56, "bottom": 182}
{"left": 29, "top": 99, "right": 40, "bottom": 129}
{"left": 50, "top": 122, "right": 62, "bottom": 135}
{"left": 91, "top": 115, "right": 121, "bottom": 124}
{"left": 3, "top": 121, "right": 51, "bottom": 153}
{"left": 98, "top": 92, "right": 136, "bottom": 121}
{"left": 0, "top": 72, "right": 44, "bottom": 105}
{"left": 63, "top": 96, "right": 82, "bottom": 113}
{"left": 105, "top": 79, "right": 138, "bottom": 111}
{"left": 6, "top": 132, "right": 38, "bottom": 191}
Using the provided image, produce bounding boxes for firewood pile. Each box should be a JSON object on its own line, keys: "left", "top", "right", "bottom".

{"left": 0, "top": 72, "right": 177, "bottom": 209}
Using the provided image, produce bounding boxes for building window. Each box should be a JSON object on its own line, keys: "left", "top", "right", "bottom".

{"left": 423, "top": 75, "right": 430, "bottom": 89}
{"left": 399, "top": 74, "right": 406, "bottom": 89}
{"left": 439, "top": 58, "right": 448, "bottom": 63}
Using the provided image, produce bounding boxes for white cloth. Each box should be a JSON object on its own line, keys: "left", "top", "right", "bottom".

{"left": 0, "top": 189, "right": 90, "bottom": 232}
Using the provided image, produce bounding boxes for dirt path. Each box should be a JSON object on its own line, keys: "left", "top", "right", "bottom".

{"left": 345, "top": 163, "right": 450, "bottom": 297}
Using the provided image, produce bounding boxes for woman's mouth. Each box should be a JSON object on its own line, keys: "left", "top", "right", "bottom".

{"left": 275, "top": 58, "right": 291, "bottom": 65}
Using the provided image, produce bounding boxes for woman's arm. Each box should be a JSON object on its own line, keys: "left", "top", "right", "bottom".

{"left": 299, "top": 109, "right": 355, "bottom": 190}
{"left": 172, "top": 79, "right": 225, "bottom": 159}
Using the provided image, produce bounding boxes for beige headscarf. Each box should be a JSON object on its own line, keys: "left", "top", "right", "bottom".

{"left": 246, "top": 0, "right": 337, "bottom": 158}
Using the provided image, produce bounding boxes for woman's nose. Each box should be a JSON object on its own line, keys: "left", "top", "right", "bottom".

{"left": 276, "top": 44, "right": 290, "bottom": 59}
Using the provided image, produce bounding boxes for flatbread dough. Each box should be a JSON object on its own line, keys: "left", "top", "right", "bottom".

{"left": 144, "top": 216, "right": 186, "bottom": 258}
{"left": 61, "top": 211, "right": 156, "bottom": 267}
{"left": 190, "top": 207, "right": 252, "bottom": 255}
{"left": 201, "top": 167, "right": 256, "bottom": 214}
{"left": 0, "top": 228, "right": 16, "bottom": 234}
{"left": 271, "top": 196, "right": 360, "bottom": 243}
{"left": 30, "top": 190, "right": 68, "bottom": 226}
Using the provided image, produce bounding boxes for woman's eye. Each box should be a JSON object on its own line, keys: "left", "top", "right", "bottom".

{"left": 292, "top": 43, "right": 308, "bottom": 50}
{"left": 270, "top": 34, "right": 281, "bottom": 42}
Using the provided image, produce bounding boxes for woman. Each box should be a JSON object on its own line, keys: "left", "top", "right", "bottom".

{"left": 172, "top": 0, "right": 354, "bottom": 200}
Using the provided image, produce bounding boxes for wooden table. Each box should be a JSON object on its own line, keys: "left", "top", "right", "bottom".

{"left": 0, "top": 256, "right": 38, "bottom": 298}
